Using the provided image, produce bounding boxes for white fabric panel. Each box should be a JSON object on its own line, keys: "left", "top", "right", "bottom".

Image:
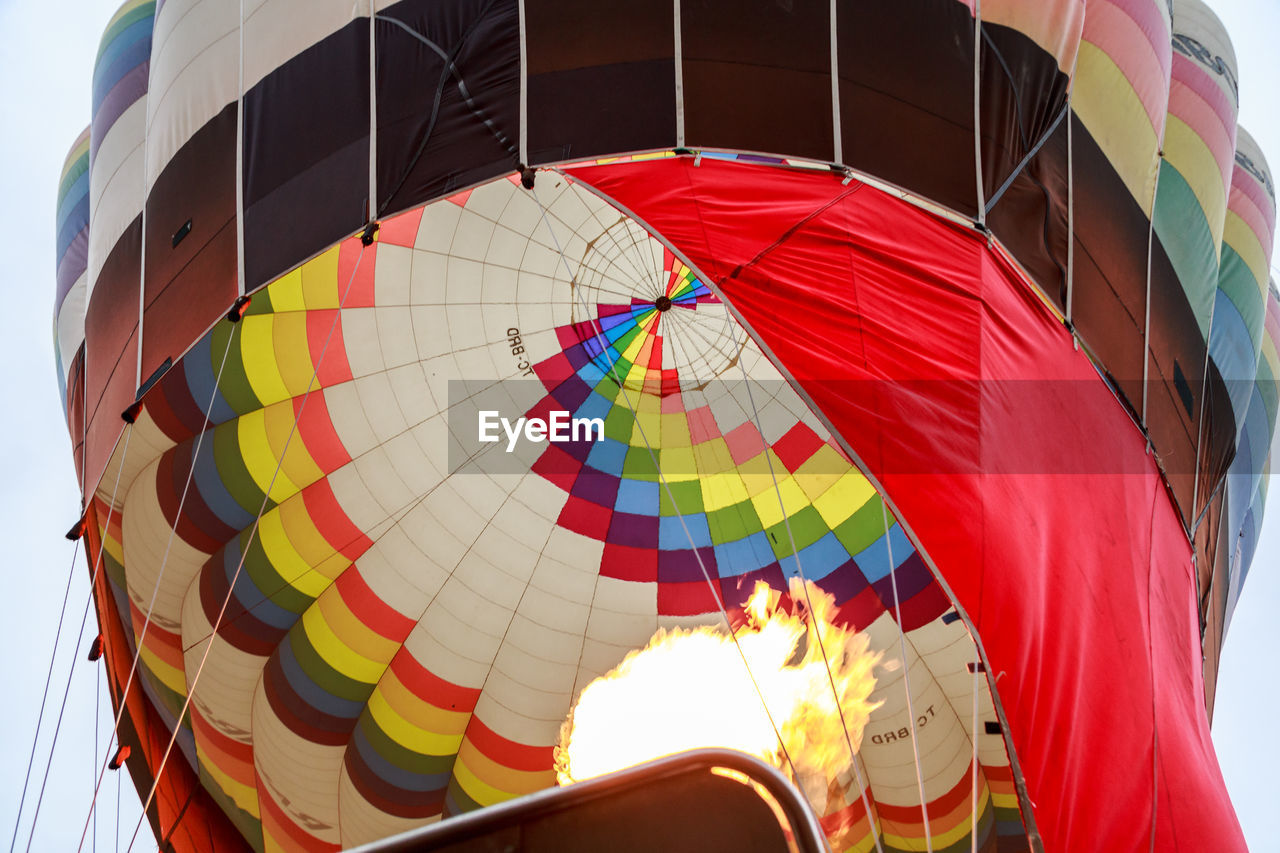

{"left": 145, "top": 0, "right": 239, "bottom": 190}
{"left": 57, "top": 272, "right": 88, "bottom": 382}
{"left": 1174, "top": 0, "right": 1239, "bottom": 108}
{"left": 253, "top": 684, "right": 345, "bottom": 845}
{"left": 88, "top": 98, "right": 146, "bottom": 301}
{"left": 243, "top": 0, "right": 363, "bottom": 92}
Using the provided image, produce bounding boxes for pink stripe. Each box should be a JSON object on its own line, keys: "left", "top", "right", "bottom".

{"left": 1171, "top": 53, "right": 1238, "bottom": 185}
{"left": 1228, "top": 179, "right": 1275, "bottom": 264}
{"left": 1088, "top": 0, "right": 1171, "bottom": 78}
{"left": 1168, "top": 74, "right": 1236, "bottom": 197}
{"left": 1266, "top": 297, "right": 1280, "bottom": 339}
{"left": 1082, "top": 1, "right": 1170, "bottom": 132}
{"left": 1234, "top": 160, "right": 1277, "bottom": 239}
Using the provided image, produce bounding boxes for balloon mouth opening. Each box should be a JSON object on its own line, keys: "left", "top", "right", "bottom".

{"left": 654, "top": 295, "right": 673, "bottom": 312}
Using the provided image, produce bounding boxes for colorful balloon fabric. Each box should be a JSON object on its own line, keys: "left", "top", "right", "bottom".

{"left": 53, "top": 1, "right": 1275, "bottom": 851}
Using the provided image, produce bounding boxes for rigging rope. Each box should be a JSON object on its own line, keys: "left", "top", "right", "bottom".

{"left": 124, "top": 242, "right": 369, "bottom": 851}
{"left": 77, "top": 318, "right": 240, "bottom": 853}
{"left": 30, "top": 425, "right": 134, "bottom": 853}
{"left": 8, "top": 536, "right": 81, "bottom": 852}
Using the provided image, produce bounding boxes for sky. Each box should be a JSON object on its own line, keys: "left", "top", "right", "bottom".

{"left": 0, "top": 1, "right": 1276, "bottom": 851}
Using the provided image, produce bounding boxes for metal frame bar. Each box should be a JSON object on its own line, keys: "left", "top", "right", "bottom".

{"left": 346, "top": 749, "right": 829, "bottom": 853}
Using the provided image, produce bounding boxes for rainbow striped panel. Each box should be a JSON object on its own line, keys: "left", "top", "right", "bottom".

{"left": 1073, "top": 0, "right": 1172, "bottom": 214}
{"left": 1153, "top": 0, "right": 1240, "bottom": 341}
{"left": 54, "top": 126, "right": 91, "bottom": 406}
{"left": 1210, "top": 128, "right": 1275, "bottom": 443}
{"left": 103, "top": 175, "right": 1025, "bottom": 852}
{"left": 90, "top": 0, "right": 155, "bottom": 162}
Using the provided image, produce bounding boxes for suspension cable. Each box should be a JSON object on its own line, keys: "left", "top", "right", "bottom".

{"left": 26, "top": 425, "right": 134, "bottom": 852}
{"left": 883, "top": 500, "right": 933, "bottom": 853}
{"left": 124, "top": 243, "right": 370, "bottom": 852}
{"left": 8, "top": 536, "right": 80, "bottom": 852}
{"left": 725, "top": 320, "right": 885, "bottom": 853}
{"left": 77, "top": 320, "right": 240, "bottom": 853}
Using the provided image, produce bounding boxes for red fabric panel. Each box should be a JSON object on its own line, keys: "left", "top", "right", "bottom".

{"left": 565, "top": 157, "right": 1244, "bottom": 852}
{"left": 84, "top": 218, "right": 141, "bottom": 493}
{"left": 142, "top": 102, "right": 238, "bottom": 385}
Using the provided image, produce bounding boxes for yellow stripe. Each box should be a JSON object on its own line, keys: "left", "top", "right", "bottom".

{"left": 1222, "top": 210, "right": 1270, "bottom": 305}
{"left": 1164, "top": 117, "right": 1230, "bottom": 255}
{"left": 105, "top": 0, "right": 151, "bottom": 31}
{"left": 992, "top": 791, "right": 1020, "bottom": 810}
{"left": 739, "top": 449, "right": 786, "bottom": 499}
{"left": 237, "top": 408, "right": 302, "bottom": 502}
{"left": 629, "top": 410, "right": 661, "bottom": 448}
{"left": 301, "top": 246, "right": 342, "bottom": 309}
{"left": 139, "top": 646, "right": 186, "bottom": 697}
{"left": 750, "top": 476, "right": 810, "bottom": 531}
{"left": 1073, "top": 42, "right": 1161, "bottom": 214}
{"left": 699, "top": 473, "right": 749, "bottom": 513}
{"left": 240, "top": 316, "right": 292, "bottom": 407}
{"left": 659, "top": 412, "right": 692, "bottom": 447}
{"left": 271, "top": 312, "right": 318, "bottom": 395}
{"left": 300, "top": 606, "right": 387, "bottom": 685}
{"left": 693, "top": 437, "right": 734, "bottom": 474}
{"left": 834, "top": 833, "right": 879, "bottom": 853}
{"left": 276, "top": 495, "right": 351, "bottom": 584}
{"left": 657, "top": 445, "right": 697, "bottom": 482}
{"left": 456, "top": 740, "right": 554, "bottom": 799}
{"left": 792, "top": 445, "right": 846, "bottom": 502}
{"left": 367, "top": 688, "right": 467, "bottom": 755}
{"left": 316, "top": 588, "right": 401, "bottom": 663}
{"left": 452, "top": 748, "right": 554, "bottom": 808}
{"left": 257, "top": 509, "right": 331, "bottom": 599}
{"left": 814, "top": 472, "right": 876, "bottom": 528}
{"left": 380, "top": 670, "right": 472, "bottom": 735}
{"left": 200, "top": 753, "right": 261, "bottom": 819}
{"left": 266, "top": 268, "right": 306, "bottom": 313}
{"left": 264, "top": 402, "right": 322, "bottom": 497}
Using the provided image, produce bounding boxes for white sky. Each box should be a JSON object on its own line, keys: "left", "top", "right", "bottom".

{"left": 0, "top": 1, "right": 1275, "bottom": 850}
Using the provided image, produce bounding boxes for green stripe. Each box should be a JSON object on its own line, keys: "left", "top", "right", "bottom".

{"left": 1218, "top": 245, "right": 1266, "bottom": 357}
{"left": 359, "top": 714, "right": 460, "bottom": 774}
{"left": 197, "top": 765, "right": 266, "bottom": 853}
{"left": 213, "top": 425, "right": 273, "bottom": 519}
{"left": 446, "top": 777, "right": 483, "bottom": 813}
{"left": 288, "top": 624, "right": 380, "bottom": 703}
{"left": 241, "top": 529, "right": 313, "bottom": 617}
{"left": 1257, "top": 357, "right": 1279, "bottom": 436}
{"left": 95, "top": 3, "right": 155, "bottom": 65}
{"left": 56, "top": 151, "right": 89, "bottom": 209}
{"left": 216, "top": 326, "right": 263, "bottom": 416}
{"left": 1153, "top": 161, "right": 1220, "bottom": 341}
{"left": 833, "top": 492, "right": 887, "bottom": 556}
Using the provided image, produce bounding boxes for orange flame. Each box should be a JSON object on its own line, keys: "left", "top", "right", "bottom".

{"left": 556, "top": 580, "right": 884, "bottom": 814}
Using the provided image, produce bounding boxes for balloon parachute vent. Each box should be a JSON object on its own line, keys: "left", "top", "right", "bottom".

{"left": 87, "top": 635, "right": 104, "bottom": 662}
{"left": 109, "top": 745, "right": 131, "bottom": 770}
{"left": 555, "top": 579, "right": 887, "bottom": 818}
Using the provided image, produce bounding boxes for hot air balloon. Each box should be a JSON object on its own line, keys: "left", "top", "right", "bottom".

{"left": 49, "top": 0, "right": 1276, "bottom": 851}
